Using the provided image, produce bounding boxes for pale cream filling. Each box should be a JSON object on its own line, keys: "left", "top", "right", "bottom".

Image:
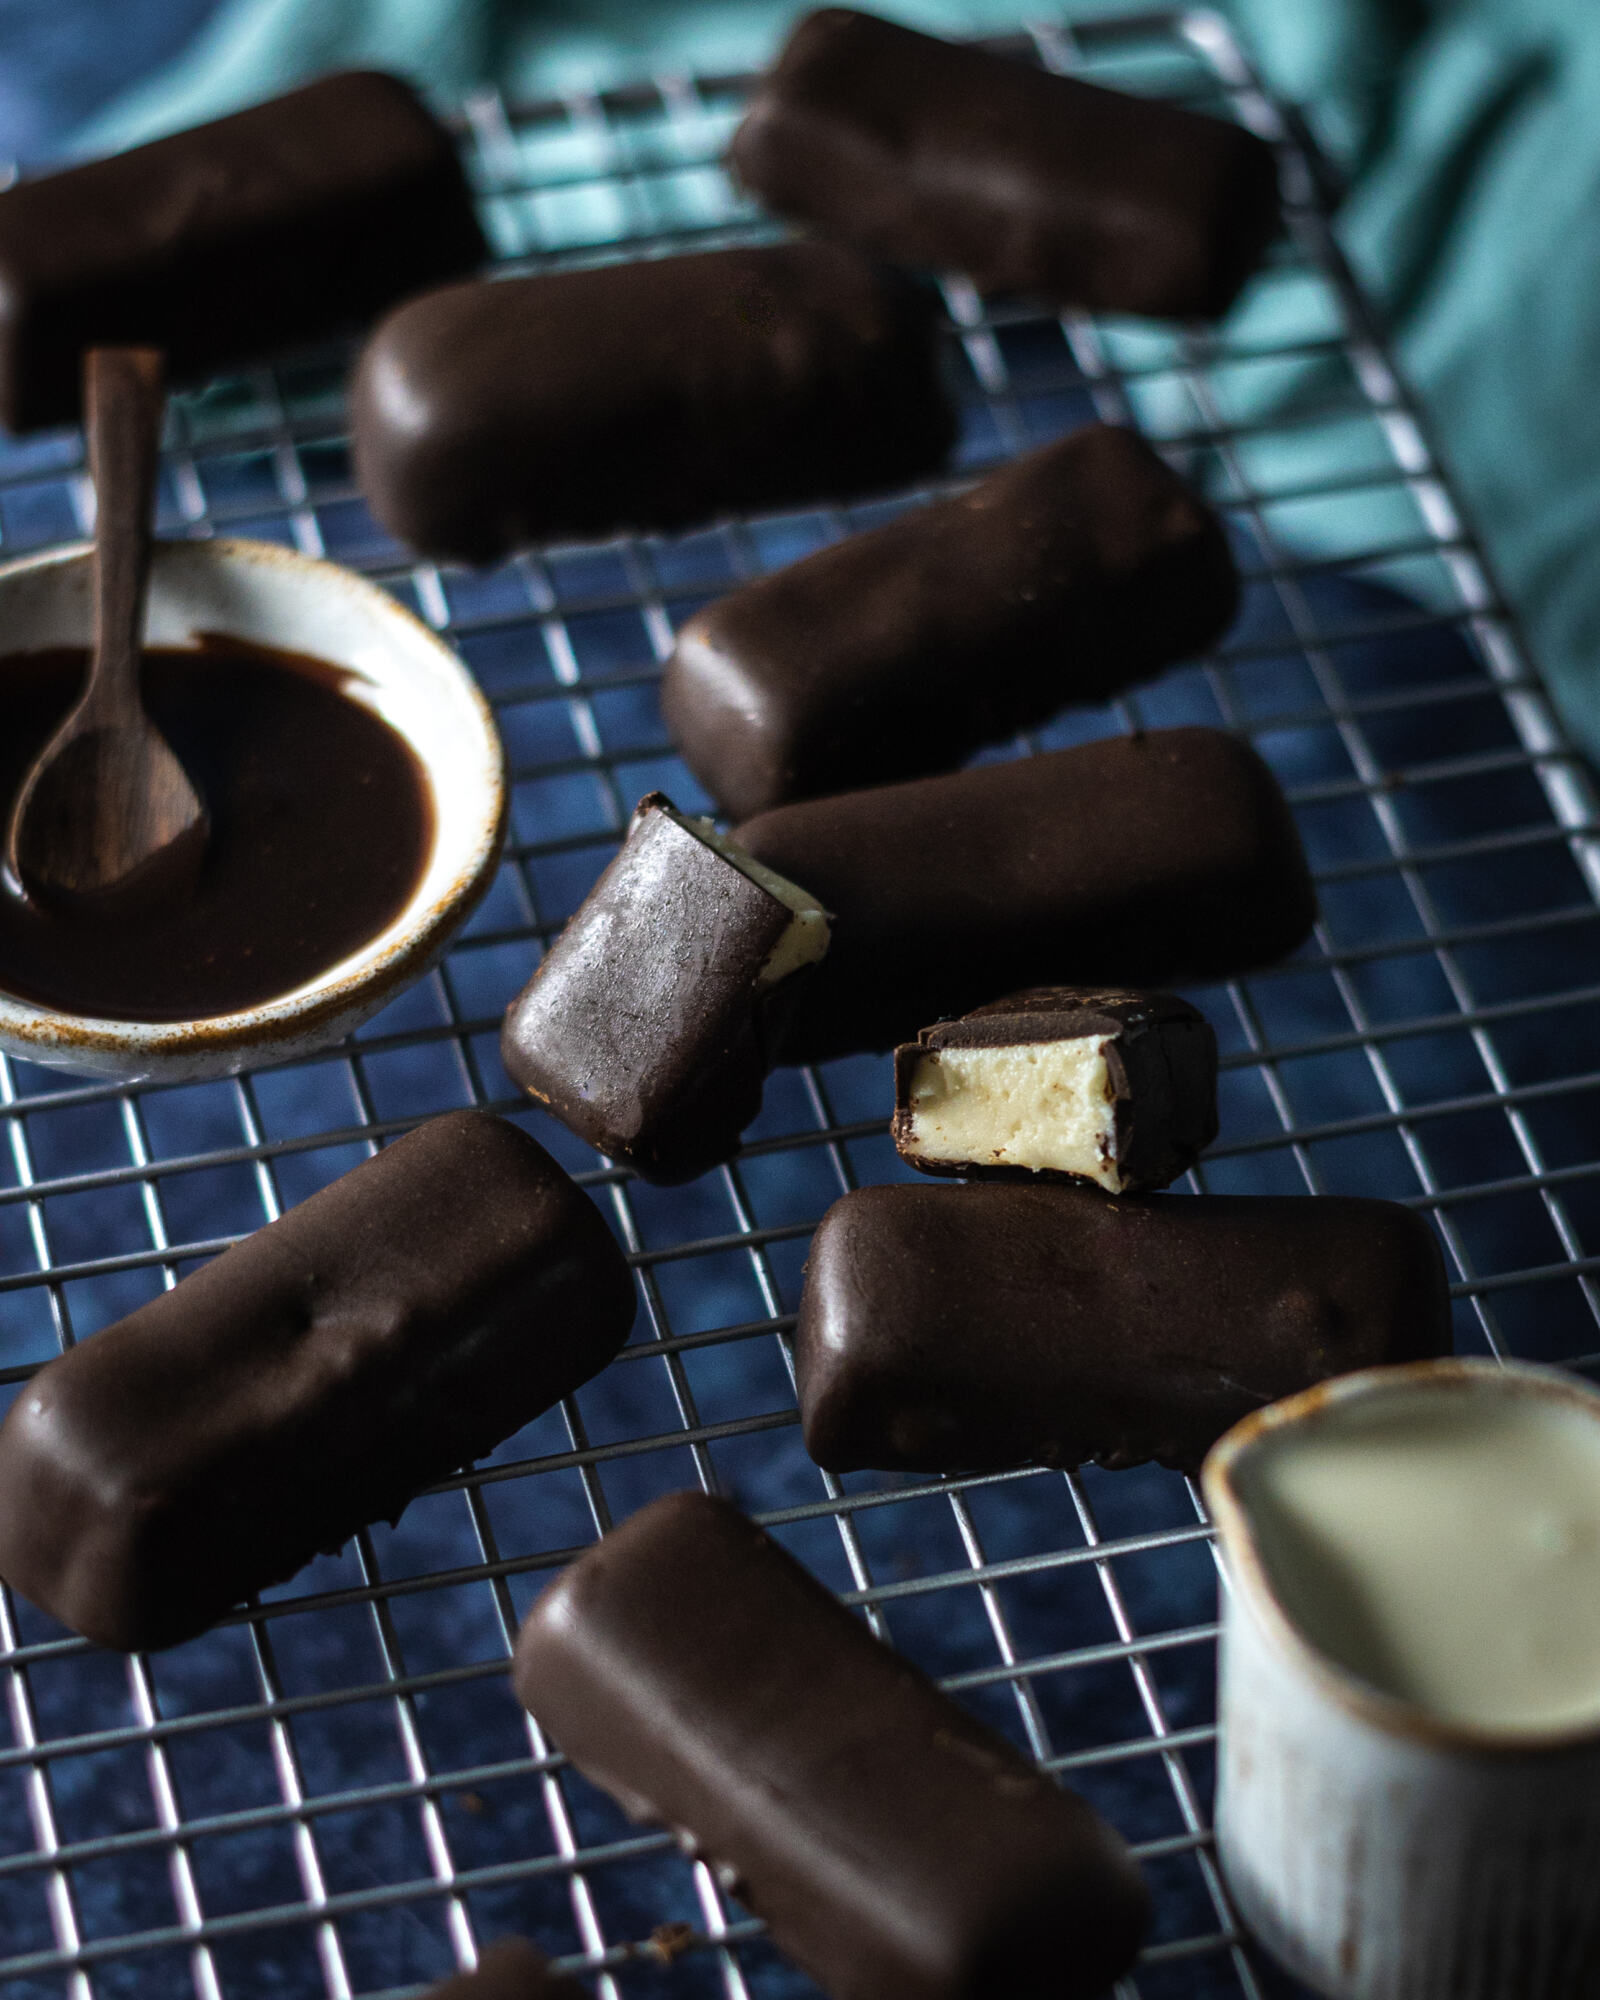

{"left": 671, "top": 808, "right": 830, "bottom": 988}
{"left": 903, "top": 1037, "right": 1122, "bottom": 1187}
{"left": 1241, "top": 1389, "right": 1600, "bottom": 1734}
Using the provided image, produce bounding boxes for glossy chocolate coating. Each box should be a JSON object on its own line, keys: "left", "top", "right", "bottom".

{"left": 893, "top": 987, "right": 1218, "bottom": 1190}
{"left": 0, "top": 71, "right": 485, "bottom": 433}
{"left": 0, "top": 638, "right": 433, "bottom": 1021}
{"left": 425, "top": 1939, "right": 588, "bottom": 1999}
{"left": 797, "top": 1184, "right": 1454, "bottom": 1476}
{"left": 501, "top": 796, "right": 827, "bottom": 1183}
{"left": 514, "top": 1490, "right": 1149, "bottom": 2000}
{"left": 351, "top": 242, "right": 955, "bottom": 562}
{"left": 735, "top": 727, "right": 1316, "bottom": 1063}
{"left": 731, "top": 9, "right": 1280, "bottom": 319}
{"left": 0, "top": 1112, "right": 634, "bottom": 1650}
{"left": 662, "top": 424, "right": 1238, "bottom": 819}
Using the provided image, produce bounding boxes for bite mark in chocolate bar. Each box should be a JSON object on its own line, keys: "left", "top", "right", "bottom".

{"left": 893, "top": 987, "right": 1217, "bottom": 1192}
{"left": 424, "top": 1939, "right": 588, "bottom": 1999}
{"left": 731, "top": 9, "right": 1280, "bottom": 319}
{"left": 734, "top": 726, "right": 1316, "bottom": 1063}
{"left": 501, "top": 795, "right": 829, "bottom": 1184}
{"left": 662, "top": 424, "right": 1238, "bottom": 819}
{"left": 351, "top": 242, "right": 954, "bottom": 561}
{"left": 0, "top": 1112, "right": 634, "bottom": 1650}
{"left": 513, "top": 1490, "right": 1149, "bottom": 2000}
{"left": 796, "top": 1183, "right": 1453, "bottom": 1477}
{"left": 0, "top": 71, "right": 486, "bottom": 433}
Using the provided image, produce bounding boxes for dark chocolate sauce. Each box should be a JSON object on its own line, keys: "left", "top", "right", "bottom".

{"left": 0, "top": 634, "right": 433, "bottom": 1021}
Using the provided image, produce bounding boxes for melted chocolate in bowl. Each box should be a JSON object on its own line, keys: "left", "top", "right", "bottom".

{"left": 0, "top": 634, "right": 434, "bottom": 1021}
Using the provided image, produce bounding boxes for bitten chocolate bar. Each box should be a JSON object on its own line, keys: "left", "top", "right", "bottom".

{"left": 731, "top": 9, "right": 1280, "bottom": 319}
{"left": 501, "top": 795, "right": 830, "bottom": 1183}
{"left": 894, "top": 988, "right": 1217, "bottom": 1192}
{"left": 796, "top": 1184, "right": 1453, "bottom": 1476}
{"left": 662, "top": 425, "right": 1237, "bottom": 819}
{"left": 351, "top": 242, "right": 955, "bottom": 561}
{"left": 425, "top": 1940, "right": 588, "bottom": 1999}
{"left": 514, "top": 1490, "right": 1149, "bottom": 2000}
{"left": 734, "top": 727, "right": 1316, "bottom": 1063}
{"left": 0, "top": 1112, "right": 634, "bottom": 1650}
{"left": 0, "top": 71, "right": 486, "bottom": 433}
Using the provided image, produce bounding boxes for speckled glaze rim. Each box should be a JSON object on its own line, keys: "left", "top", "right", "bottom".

{"left": 0, "top": 537, "right": 507, "bottom": 1082}
{"left": 1202, "top": 1358, "right": 1600, "bottom": 1759}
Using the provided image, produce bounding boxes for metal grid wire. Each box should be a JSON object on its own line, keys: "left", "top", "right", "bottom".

{"left": 0, "top": 8, "right": 1597, "bottom": 1996}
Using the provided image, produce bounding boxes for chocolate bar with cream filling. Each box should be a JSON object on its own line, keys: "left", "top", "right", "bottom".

{"left": 894, "top": 987, "right": 1217, "bottom": 1192}
{"left": 796, "top": 1183, "right": 1453, "bottom": 1476}
{"left": 501, "top": 795, "right": 830, "bottom": 1183}
{"left": 0, "top": 1112, "right": 634, "bottom": 1650}
{"left": 513, "top": 1489, "right": 1149, "bottom": 2000}
{"left": 0, "top": 71, "right": 486, "bottom": 433}
{"left": 731, "top": 9, "right": 1280, "bottom": 319}
{"left": 351, "top": 242, "right": 955, "bottom": 561}
{"left": 662, "top": 424, "right": 1238, "bottom": 819}
{"left": 424, "top": 1940, "right": 588, "bottom": 1999}
{"left": 734, "top": 727, "right": 1316, "bottom": 1064}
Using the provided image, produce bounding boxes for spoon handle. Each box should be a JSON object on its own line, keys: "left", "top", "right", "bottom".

{"left": 83, "top": 347, "right": 165, "bottom": 717}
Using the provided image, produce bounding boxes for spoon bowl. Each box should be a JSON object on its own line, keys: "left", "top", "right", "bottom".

{"left": 7, "top": 717, "right": 209, "bottom": 911}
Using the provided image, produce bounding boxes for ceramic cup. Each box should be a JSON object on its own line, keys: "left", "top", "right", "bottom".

{"left": 0, "top": 537, "right": 506, "bottom": 1082}
{"left": 1204, "top": 1359, "right": 1600, "bottom": 2000}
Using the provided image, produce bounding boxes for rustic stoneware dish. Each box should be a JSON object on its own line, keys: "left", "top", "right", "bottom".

{"left": 1203, "top": 1357, "right": 1600, "bottom": 2000}
{"left": 0, "top": 537, "right": 506, "bottom": 1082}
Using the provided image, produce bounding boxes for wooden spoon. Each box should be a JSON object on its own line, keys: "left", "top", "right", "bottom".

{"left": 5, "top": 347, "right": 208, "bottom": 911}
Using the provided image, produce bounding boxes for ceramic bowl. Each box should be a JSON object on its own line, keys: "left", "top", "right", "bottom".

{"left": 0, "top": 537, "right": 506, "bottom": 1082}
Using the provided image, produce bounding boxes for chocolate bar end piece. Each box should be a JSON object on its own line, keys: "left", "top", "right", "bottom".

{"left": 0, "top": 71, "right": 486, "bottom": 433}
{"left": 425, "top": 1939, "right": 588, "bottom": 2000}
{"left": 514, "top": 1490, "right": 1149, "bottom": 2000}
{"left": 501, "top": 796, "right": 829, "bottom": 1183}
{"left": 0, "top": 1111, "right": 634, "bottom": 1650}
{"left": 894, "top": 987, "right": 1217, "bottom": 1192}
{"left": 797, "top": 1183, "right": 1453, "bottom": 1477}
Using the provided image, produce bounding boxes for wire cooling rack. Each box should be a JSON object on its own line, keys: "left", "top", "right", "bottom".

{"left": 1, "top": 9, "right": 1598, "bottom": 1997}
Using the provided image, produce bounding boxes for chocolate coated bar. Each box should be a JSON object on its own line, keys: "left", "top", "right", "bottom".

{"left": 0, "top": 71, "right": 485, "bottom": 433}
{"left": 894, "top": 987, "right": 1217, "bottom": 1191}
{"left": 797, "top": 1184, "right": 1453, "bottom": 1476}
{"left": 351, "top": 242, "right": 954, "bottom": 561}
{"left": 662, "top": 424, "right": 1237, "bottom": 819}
{"left": 501, "top": 795, "right": 829, "bottom": 1183}
{"left": 732, "top": 9, "right": 1280, "bottom": 319}
{"left": 425, "top": 1940, "right": 587, "bottom": 1999}
{"left": 514, "top": 1490, "right": 1149, "bottom": 2000}
{"left": 0, "top": 1112, "right": 634, "bottom": 1650}
{"left": 734, "top": 727, "right": 1316, "bottom": 1063}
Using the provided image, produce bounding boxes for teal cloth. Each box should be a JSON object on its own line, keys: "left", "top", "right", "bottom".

{"left": 72, "top": 0, "right": 1600, "bottom": 766}
{"left": 1230, "top": 0, "right": 1600, "bottom": 768}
